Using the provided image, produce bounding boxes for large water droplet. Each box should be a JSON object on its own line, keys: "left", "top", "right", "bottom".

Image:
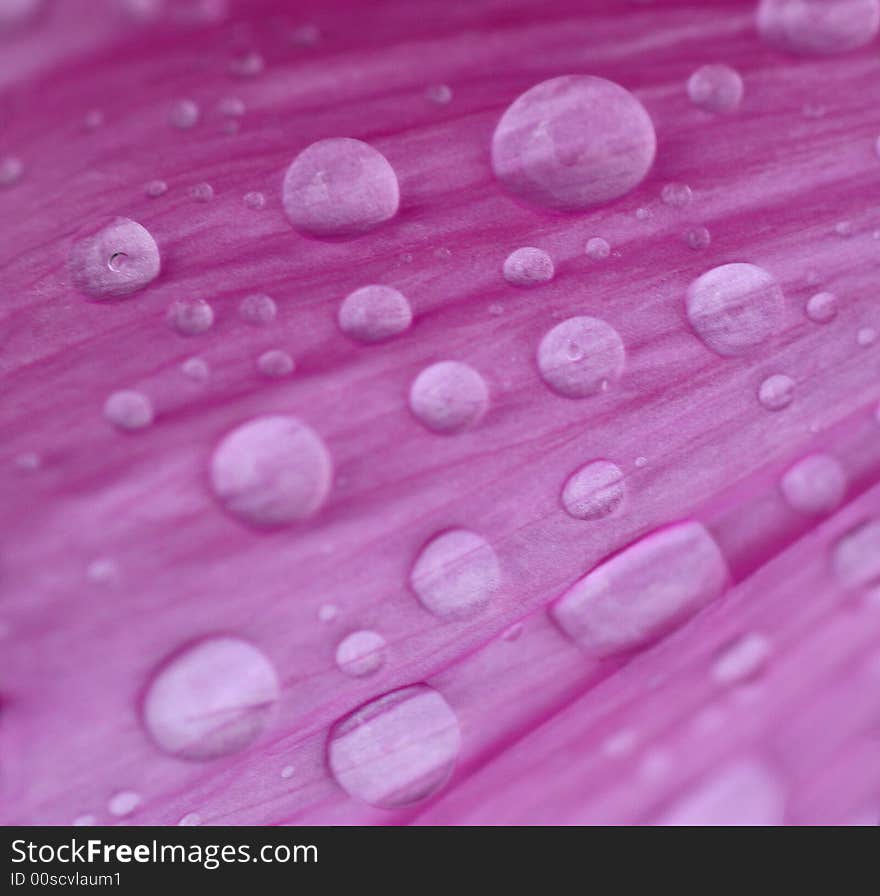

{"left": 780, "top": 453, "right": 847, "bottom": 515}
{"left": 210, "top": 416, "right": 332, "bottom": 528}
{"left": 143, "top": 637, "right": 279, "bottom": 760}
{"left": 282, "top": 138, "right": 399, "bottom": 238}
{"left": 687, "top": 64, "right": 744, "bottom": 113}
{"left": 686, "top": 263, "right": 784, "bottom": 356}
{"left": 410, "top": 529, "right": 500, "bottom": 618}
{"left": 561, "top": 460, "right": 626, "bottom": 520}
{"left": 550, "top": 521, "right": 728, "bottom": 656}
{"left": 758, "top": 374, "right": 795, "bottom": 411}
{"left": 104, "top": 390, "right": 154, "bottom": 432}
{"left": 491, "top": 75, "right": 656, "bottom": 211}
{"left": 757, "top": 0, "right": 879, "bottom": 55}
{"left": 832, "top": 519, "right": 880, "bottom": 587}
{"left": 338, "top": 285, "right": 412, "bottom": 343}
{"left": 537, "top": 316, "right": 625, "bottom": 398}
{"left": 409, "top": 361, "right": 489, "bottom": 433}
{"left": 327, "top": 684, "right": 461, "bottom": 808}
{"left": 502, "top": 247, "right": 555, "bottom": 287}
{"left": 70, "top": 218, "right": 160, "bottom": 300}
{"left": 335, "top": 630, "right": 387, "bottom": 677}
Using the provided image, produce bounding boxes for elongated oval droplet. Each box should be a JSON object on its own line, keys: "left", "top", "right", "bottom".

{"left": 550, "top": 521, "right": 729, "bottom": 656}
{"left": 832, "top": 519, "right": 880, "bottom": 587}
{"left": 686, "top": 263, "right": 784, "bottom": 356}
{"left": 282, "top": 138, "right": 399, "bottom": 238}
{"left": 70, "top": 218, "right": 160, "bottom": 300}
{"left": 327, "top": 684, "right": 461, "bottom": 808}
{"left": 143, "top": 637, "right": 280, "bottom": 760}
{"left": 338, "top": 285, "right": 412, "bottom": 343}
{"left": 491, "top": 75, "right": 656, "bottom": 211}
{"left": 210, "top": 415, "right": 332, "bottom": 528}
{"left": 537, "top": 316, "right": 625, "bottom": 398}
{"left": 781, "top": 453, "right": 846, "bottom": 515}
{"left": 712, "top": 633, "right": 771, "bottom": 685}
{"left": 758, "top": 374, "right": 794, "bottom": 411}
{"left": 410, "top": 529, "right": 500, "bottom": 618}
{"left": 757, "top": 0, "right": 879, "bottom": 56}
{"left": 335, "top": 630, "right": 387, "bottom": 677}
{"left": 561, "top": 460, "right": 625, "bottom": 520}
{"left": 409, "top": 361, "right": 489, "bottom": 433}
{"left": 503, "top": 247, "right": 554, "bottom": 287}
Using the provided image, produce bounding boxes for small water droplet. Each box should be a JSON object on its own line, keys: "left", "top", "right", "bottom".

{"left": 585, "top": 237, "right": 611, "bottom": 260}
{"left": 834, "top": 220, "right": 854, "bottom": 238}
{"left": 781, "top": 453, "right": 847, "bottom": 515}
{"left": 684, "top": 226, "right": 711, "bottom": 250}
{"left": 602, "top": 730, "right": 637, "bottom": 758}
{"left": 335, "top": 630, "right": 387, "bottom": 677}
{"left": 108, "top": 791, "right": 141, "bottom": 817}
{"left": 104, "top": 389, "right": 154, "bottom": 431}
{"left": 83, "top": 109, "right": 104, "bottom": 130}
{"left": 488, "top": 302, "right": 504, "bottom": 316}
{"left": 181, "top": 357, "right": 210, "bottom": 382}
{"left": 190, "top": 181, "right": 214, "bottom": 202}
{"left": 318, "top": 604, "right": 339, "bottom": 623}
{"left": 806, "top": 291, "right": 838, "bottom": 323}
{"left": 144, "top": 179, "right": 168, "bottom": 198}
{"left": 686, "top": 263, "right": 784, "bottom": 356}
{"left": 166, "top": 298, "right": 214, "bottom": 336}
{"left": 290, "top": 23, "right": 321, "bottom": 46}
{"left": 634, "top": 455, "right": 648, "bottom": 468}
{"left": 712, "top": 633, "right": 771, "bottom": 685}
{"left": 338, "top": 285, "right": 412, "bottom": 343}
{"left": 73, "top": 814, "right": 97, "bottom": 826}
{"left": 256, "top": 349, "right": 295, "bottom": 378}
{"left": 327, "top": 684, "right": 461, "bottom": 808}
{"left": 409, "top": 361, "right": 489, "bottom": 433}
{"left": 71, "top": 218, "right": 160, "bottom": 300}
{"left": 561, "top": 460, "right": 626, "bottom": 520}
{"left": 758, "top": 374, "right": 795, "bottom": 411}
{"left": 551, "top": 521, "right": 728, "bottom": 656}
{"left": 833, "top": 519, "right": 880, "bottom": 588}
{"left": 239, "top": 293, "right": 277, "bottom": 325}
{"left": 857, "top": 326, "right": 877, "bottom": 347}
{"left": 502, "top": 247, "right": 554, "bottom": 287}
{"left": 210, "top": 415, "right": 332, "bottom": 528}
{"left": 537, "top": 316, "right": 625, "bottom": 398}
{"left": 228, "top": 49, "right": 264, "bottom": 77}
{"left": 168, "top": 98, "right": 200, "bottom": 129}
{"left": 243, "top": 190, "right": 265, "bottom": 209}
{"left": 757, "top": 0, "right": 879, "bottom": 55}
{"left": 410, "top": 529, "right": 500, "bottom": 618}
{"left": 13, "top": 451, "right": 40, "bottom": 472}
{"left": 282, "top": 138, "right": 399, "bottom": 238}
{"left": 687, "top": 64, "right": 744, "bottom": 113}
{"left": 281, "top": 765, "right": 295, "bottom": 779}
{"left": 425, "top": 83, "right": 453, "bottom": 105}
{"left": 87, "top": 557, "right": 120, "bottom": 585}
{"left": 661, "top": 182, "right": 693, "bottom": 207}
{"left": 178, "top": 812, "right": 202, "bottom": 826}
{"left": 0, "top": 155, "right": 23, "bottom": 187}
{"left": 492, "top": 75, "right": 656, "bottom": 210}
{"left": 143, "top": 636, "right": 279, "bottom": 760}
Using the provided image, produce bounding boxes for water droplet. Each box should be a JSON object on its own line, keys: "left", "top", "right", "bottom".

{"left": 781, "top": 453, "right": 847, "bottom": 515}
{"left": 228, "top": 50, "right": 264, "bottom": 77}
{"left": 835, "top": 220, "right": 854, "bottom": 238}
{"left": 602, "top": 729, "right": 637, "bottom": 758}
{"left": 87, "top": 558, "right": 120, "bottom": 585}
{"left": 239, "top": 293, "right": 277, "bottom": 325}
{"left": 181, "top": 357, "right": 210, "bottom": 382}
{"left": 13, "top": 451, "right": 40, "bottom": 472}
{"left": 178, "top": 812, "right": 202, "bottom": 826}
{"left": 488, "top": 302, "right": 504, "bottom": 316}
{"left": 635, "top": 455, "right": 648, "bottom": 468}
{"left": 168, "top": 98, "right": 200, "bottom": 129}
{"left": 502, "top": 247, "right": 555, "bottom": 287}
{"left": 83, "top": 108, "right": 104, "bottom": 130}
{"left": 70, "top": 218, "right": 160, "bottom": 300}
{"left": 684, "top": 226, "right": 711, "bottom": 250}
{"left": 338, "top": 285, "right": 412, "bottom": 343}
{"left": 635, "top": 206, "right": 651, "bottom": 220}
{"left": 0, "top": 155, "right": 23, "bottom": 186}
{"left": 190, "top": 182, "right": 214, "bottom": 202}
{"left": 757, "top": 0, "right": 879, "bottom": 55}
{"left": 661, "top": 182, "right": 693, "bottom": 207}
{"left": 550, "top": 521, "right": 728, "bottom": 656}
{"left": 561, "top": 460, "right": 626, "bottom": 520}
{"left": 712, "top": 633, "right": 771, "bottom": 685}
{"left": 327, "top": 684, "right": 461, "bottom": 808}
{"left": 335, "top": 630, "right": 387, "bottom": 677}
{"left": 243, "top": 190, "right": 265, "bottom": 209}
{"left": 144, "top": 179, "right": 168, "bottom": 198}
{"left": 857, "top": 326, "right": 877, "bottom": 347}
{"left": 143, "top": 636, "right": 279, "bottom": 760}
{"left": 492, "top": 75, "right": 656, "bottom": 210}
{"left": 410, "top": 529, "right": 500, "bottom": 618}
{"left": 686, "top": 263, "right": 784, "bottom": 356}
{"left": 290, "top": 23, "right": 321, "bottom": 46}
{"left": 282, "top": 138, "right": 399, "bottom": 238}
{"left": 256, "top": 349, "right": 295, "bottom": 378}
{"left": 108, "top": 791, "right": 141, "bottom": 817}
{"left": 806, "top": 291, "right": 838, "bottom": 323}
{"left": 73, "top": 814, "right": 97, "bottom": 827}
{"left": 218, "top": 96, "right": 245, "bottom": 117}
{"left": 281, "top": 765, "right": 295, "bottom": 779}
{"left": 585, "top": 236, "right": 611, "bottom": 260}
{"left": 166, "top": 298, "right": 214, "bottom": 336}
{"left": 758, "top": 374, "right": 795, "bottom": 411}
{"left": 687, "top": 64, "right": 744, "bottom": 113}
{"left": 425, "top": 83, "right": 453, "bottom": 105}
{"left": 103, "top": 389, "right": 154, "bottom": 431}
{"left": 537, "top": 316, "right": 625, "bottom": 398}
{"left": 409, "top": 361, "right": 489, "bottom": 433}
{"left": 434, "top": 246, "right": 452, "bottom": 260}
{"left": 210, "top": 415, "right": 332, "bottom": 528}
{"left": 658, "top": 759, "right": 785, "bottom": 825}
{"left": 319, "top": 604, "right": 339, "bottom": 623}
{"left": 833, "top": 519, "right": 880, "bottom": 588}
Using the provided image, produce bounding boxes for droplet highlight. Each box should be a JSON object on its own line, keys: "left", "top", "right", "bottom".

{"left": 70, "top": 218, "right": 160, "bottom": 300}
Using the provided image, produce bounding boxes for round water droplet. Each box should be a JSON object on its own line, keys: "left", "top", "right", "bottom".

{"left": 104, "top": 390, "right": 154, "bottom": 430}
{"left": 712, "top": 633, "right": 771, "bottom": 685}
{"left": 327, "top": 684, "right": 461, "bottom": 808}
{"left": 181, "top": 357, "right": 210, "bottom": 382}
{"left": 833, "top": 519, "right": 880, "bottom": 588}
{"left": 166, "top": 298, "right": 214, "bottom": 336}
{"left": 239, "top": 293, "right": 277, "bottom": 325}
{"left": 757, "top": 0, "right": 879, "bottom": 55}
{"left": 661, "top": 182, "right": 693, "bottom": 207}
{"left": 0, "top": 155, "right": 23, "bottom": 186}
{"left": 806, "top": 291, "right": 838, "bottom": 323}
{"left": 169, "top": 98, "right": 200, "bottom": 129}
{"left": 218, "top": 96, "right": 245, "bottom": 117}
{"left": 857, "top": 326, "right": 877, "bottom": 347}
{"left": 143, "top": 637, "right": 280, "bottom": 760}
{"left": 335, "top": 630, "right": 387, "bottom": 677}
{"left": 228, "top": 50, "right": 264, "bottom": 77}
{"left": 144, "top": 179, "right": 168, "bottom": 198}
{"left": 281, "top": 765, "right": 295, "bottom": 779}
{"left": 537, "top": 316, "right": 625, "bottom": 398}
{"left": 687, "top": 64, "right": 744, "bottom": 113}
{"left": 210, "top": 415, "right": 332, "bottom": 528}
{"left": 409, "top": 361, "right": 489, "bottom": 433}
{"left": 318, "top": 604, "right": 339, "bottom": 623}
{"left": 758, "top": 374, "right": 795, "bottom": 411}
{"left": 108, "top": 791, "right": 141, "bottom": 817}
{"left": 178, "top": 812, "right": 202, "bottom": 826}
{"left": 491, "top": 75, "right": 656, "bottom": 211}
{"left": 585, "top": 236, "right": 611, "bottom": 260}
{"left": 684, "top": 226, "right": 711, "bottom": 250}
{"left": 410, "top": 529, "right": 500, "bottom": 618}
{"left": 686, "top": 263, "right": 784, "bottom": 356}
{"left": 502, "top": 247, "right": 555, "bottom": 287}
{"left": 243, "top": 190, "right": 265, "bottom": 209}
{"left": 282, "top": 138, "right": 399, "bottom": 238}
{"left": 87, "top": 558, "right": 119, "bottom": 585}
{"left": 561, "top": 460, "right": 626, "bottom": 520}
{"left": 781, "top": 453, "right": 847, "bottom": 515}
{"left": 70, "top": 218, "right": 160, "bottom": 300}
{"left": 190, "top": 182, "right": 214, "bottom": 202}
{"left": 425, "top": 83, "right": 453, "bottom": 105}
{"left": 256, "top": 349, "right": 295, "bottom": 378}
{"left": 338, "top": 285, "right": 412, "bottom": 343}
